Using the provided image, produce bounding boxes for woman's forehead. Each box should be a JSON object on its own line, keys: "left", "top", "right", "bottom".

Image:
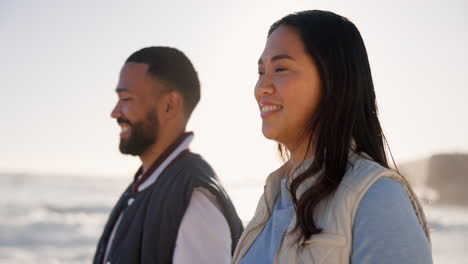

{"left": 260, "top": 26, "right": 305, "bottom": 62}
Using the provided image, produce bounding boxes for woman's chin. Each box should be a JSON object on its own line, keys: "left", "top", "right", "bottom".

{"left": 262, "top": 128, "right": 280, "bottom": 141}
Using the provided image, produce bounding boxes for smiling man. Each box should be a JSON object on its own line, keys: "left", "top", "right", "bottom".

{"left": 93, "top": 47, "right": 243, "bottom": 264}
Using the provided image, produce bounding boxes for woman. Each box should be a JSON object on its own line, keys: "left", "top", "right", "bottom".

{"left": 233, "top": 10, "right": 432, "bottom": 264}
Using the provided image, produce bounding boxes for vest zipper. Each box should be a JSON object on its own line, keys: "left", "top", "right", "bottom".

{"left": 274, "top": 230, "right": 287, "bottom": 264}
{"left": 233, "top": 187, "right": 271, "bottom": 263}
{"left": 234, "top": 221, "right": 265, "bottom": 260}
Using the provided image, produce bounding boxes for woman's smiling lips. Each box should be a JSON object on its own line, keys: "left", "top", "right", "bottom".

{"left": 259, "top": 102, "right": 283, "bottom": 118}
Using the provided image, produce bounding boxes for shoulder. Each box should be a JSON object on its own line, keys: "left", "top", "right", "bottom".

{"left": 344, "top": 156, "right": 388, "bottom": 182}
{"left": 176, "top": 152, "right": 217, "bottom": 179}
{"left": 339, "top": 155, "right": 394, "bottom": 196}
{"left": 160, "top": 152, "right": 220, "bottom": 189}
{"left": 330, "top": 155, "right": 408, "bottom": 223}
{"left": 351, "top": 178, "right": 432, "bottom": 263}
{"left": 145, "top": 153, "right": 219, "bottom": 203}
{"left": 357, "top": 177, "right": 412, "bottom": 214}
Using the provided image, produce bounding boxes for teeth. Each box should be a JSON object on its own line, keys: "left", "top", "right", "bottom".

{"left": 261, "top": 105, "right": 282, "bottom": 113}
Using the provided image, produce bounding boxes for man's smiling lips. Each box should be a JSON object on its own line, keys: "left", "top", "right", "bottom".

{"left": 117, "top": 119, "right": 132, "bottom": 136}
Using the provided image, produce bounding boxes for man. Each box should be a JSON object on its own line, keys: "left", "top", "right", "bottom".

{"left": 94, "top": 47, "right": 243, "bottom": 264}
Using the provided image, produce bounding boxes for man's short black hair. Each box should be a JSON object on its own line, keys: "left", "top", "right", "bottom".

{"left": 126, "top": 46, "right": 200, "bottom": 118}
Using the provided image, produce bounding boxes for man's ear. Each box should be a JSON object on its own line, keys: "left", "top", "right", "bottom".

{"left": 162, "top": 91, "right": 183, "bottom": 120}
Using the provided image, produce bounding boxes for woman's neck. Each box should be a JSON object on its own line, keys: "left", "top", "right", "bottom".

{"left": 286, "top": 139, "right": 314, "bottom": 176}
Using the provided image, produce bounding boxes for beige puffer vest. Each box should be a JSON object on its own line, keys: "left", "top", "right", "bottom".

{"left": 232, "top": 154, "right": 430, "bottom": 264}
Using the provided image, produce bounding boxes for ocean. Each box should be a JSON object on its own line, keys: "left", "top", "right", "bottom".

{"left": 1, "top": 173, "right": 467, "bottom": 263}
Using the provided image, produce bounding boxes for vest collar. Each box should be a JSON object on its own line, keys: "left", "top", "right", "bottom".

{"left": 132, "top": 132, "right": 194, "bottom": 192}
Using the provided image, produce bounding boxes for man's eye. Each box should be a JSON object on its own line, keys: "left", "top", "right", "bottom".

{"left": 121, "top": 98, "right": 132, "bottom": 102}
{"left": 275, "top": 67, "right": 287, "bottom": 72}
{"left": 258, "top": 71, "right": 265, "bottom": 76}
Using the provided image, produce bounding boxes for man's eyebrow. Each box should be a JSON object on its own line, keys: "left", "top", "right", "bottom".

{"left": 258, "top": 54, "right": 295, "bottom": 65}
{"left": 115, "top": 87, "right": 129, "bottom": 93}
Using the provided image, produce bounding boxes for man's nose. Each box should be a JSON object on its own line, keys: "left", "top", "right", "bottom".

{"left": 111, "top": 102, "right": 122, "bottom": 119}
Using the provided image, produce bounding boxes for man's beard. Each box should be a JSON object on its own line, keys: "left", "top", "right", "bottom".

{"left": 118, "top": 110, "right": 159, "bottom": 156}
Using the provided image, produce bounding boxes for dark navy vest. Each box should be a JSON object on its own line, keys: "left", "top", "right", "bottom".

{"left": 93, "top": 152, "right": 243, "bottom": 264}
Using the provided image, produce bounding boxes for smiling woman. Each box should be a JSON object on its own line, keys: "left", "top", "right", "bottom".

{"left": 234, "top": 10, "right": 433, "bottom": 264}
{"left": 255, "top": 25, "right": 321, "bottom": 154}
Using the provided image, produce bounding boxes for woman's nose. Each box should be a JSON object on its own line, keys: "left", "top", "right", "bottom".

{"left": 255, "top": 73, "right": 275, "bottom": 100}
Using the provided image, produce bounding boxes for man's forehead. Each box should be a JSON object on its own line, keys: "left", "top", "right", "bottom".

{"left": 120, "top": 62, "right": 150, "bottom": 77}
{"left": 117, "top": 62, "right": 163, "bottom": 95}
{"left": 117, "top": 62, "right": 151, "bottom": 91}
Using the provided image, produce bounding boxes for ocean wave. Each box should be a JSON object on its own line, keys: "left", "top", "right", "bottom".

{"left": 428, "top": 220, "right": 468, "bottom": 233}
{"left": 0, "top": 222, "right": 97, "bottom": 248}
{"left": 44, "top": 204, "right": 111, "bottom": 215}
{"left": 0, "top": 202, "right": 111, "bottom": 231}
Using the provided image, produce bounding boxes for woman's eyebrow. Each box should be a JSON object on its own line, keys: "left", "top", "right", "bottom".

{"left": 258, "top": 54, "right": 295, "bottom": 65}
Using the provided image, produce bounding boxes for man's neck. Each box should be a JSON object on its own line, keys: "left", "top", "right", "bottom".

{"left": 139, "top": 129, "right": 185, "bottom": 173}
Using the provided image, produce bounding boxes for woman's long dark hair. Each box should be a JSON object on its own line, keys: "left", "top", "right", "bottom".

{"left": 269, "top": 10, "right": 392, "bottom": 239}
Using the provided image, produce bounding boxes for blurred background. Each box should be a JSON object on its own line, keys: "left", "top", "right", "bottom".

{"left": 1, "top": 0, "right": 467, "bottom": 263}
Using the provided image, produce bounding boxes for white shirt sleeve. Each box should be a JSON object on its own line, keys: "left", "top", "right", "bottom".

{"left": 173, "top": 188, "right": 232, "bottom": 264}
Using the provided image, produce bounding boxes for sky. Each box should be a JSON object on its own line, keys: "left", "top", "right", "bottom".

{"left": 1, "top": 0, "right": 467, "bottom": 184}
